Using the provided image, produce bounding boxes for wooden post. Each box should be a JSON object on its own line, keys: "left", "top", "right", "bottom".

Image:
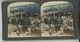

{"left": 21, "top": 10, "right": 22, "bottom": 19}
{"left": 54, "top": 12, "right": 55, "bottom": 19}
{"left": 54, "top": 9, "right": 55, "bottom": 19}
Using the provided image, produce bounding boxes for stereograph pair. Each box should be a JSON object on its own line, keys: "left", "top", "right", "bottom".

{"left": 2, "top": 0, "right": 79, "bottom": 40}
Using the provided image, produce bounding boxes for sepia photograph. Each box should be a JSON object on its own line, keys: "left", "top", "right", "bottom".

{"left": 7, "top": 1, "right": 74, "bottom": 37}
{"left": 41, "top": 1, "right": 74, "bottom": 37}
{"left": 7, "top": 2, "right": 41, "bottom": 37}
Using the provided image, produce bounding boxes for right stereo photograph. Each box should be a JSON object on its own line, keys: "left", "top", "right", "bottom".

{"left": 41, "top": 1, "right": 74, "bottom": 37}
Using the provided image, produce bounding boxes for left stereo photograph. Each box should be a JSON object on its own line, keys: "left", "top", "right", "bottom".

{"left": 2, "top": 0, "right": 79, "bottom": 40}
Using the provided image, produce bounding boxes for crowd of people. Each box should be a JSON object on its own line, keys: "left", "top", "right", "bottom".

{"left": 8, "top": 14, "right": 74, "bottom": 37}
{"left": 41, "top": 16, "right": 74, "bottom": 36}
{"left": 8, "top": 16, "right": 41, "bottom": 37}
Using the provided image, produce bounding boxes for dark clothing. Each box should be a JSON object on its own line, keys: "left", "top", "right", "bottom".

{"left": 55, "top": 25, "right": 60, "bottom": 31}
{"left": 11, "top": 19, "right": 16, "bottom": 25}
{"left": 44, "top": 18, "right": 49, "bottom": 24}
{"left": 18, "top": 18, "right": 30, "bottom": 25}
